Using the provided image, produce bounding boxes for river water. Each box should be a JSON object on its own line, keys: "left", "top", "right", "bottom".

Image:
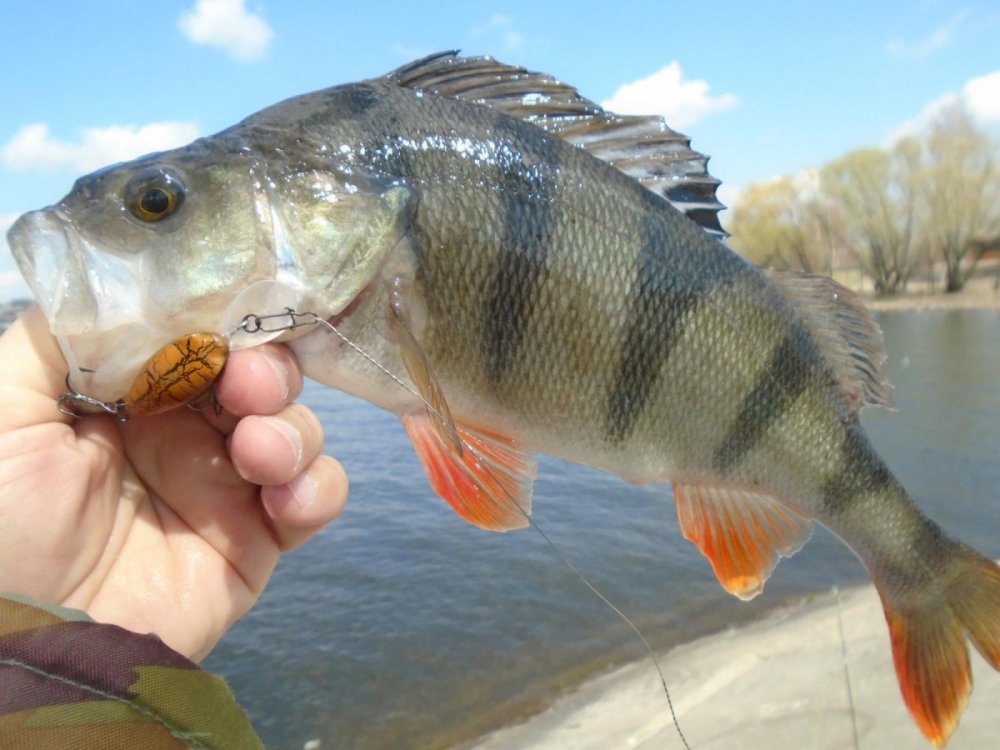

{"left": 203, "top": 309, "right": 1000, "bottom": 750}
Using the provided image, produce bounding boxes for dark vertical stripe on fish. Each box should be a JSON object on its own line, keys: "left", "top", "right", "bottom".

{"left": 819, "top": 429, "right": 952, "bottom": 583}
{"left": 482, "top": 122, "right": 560, "bottom": 383}
{"left": 605, "top": 216, "right": 698, "bottom": 442}
{"left": 821, "top": 426, "right": 896, "bottom": 514}
{"left": 483, "top": 239, "right": 547, "bottom": 381}
{"left": 712, "top": 328, "right": 813, "bottom": 471}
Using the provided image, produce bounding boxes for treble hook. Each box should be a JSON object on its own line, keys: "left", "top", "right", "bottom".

{"left": 57, "top": 374, "right": 127, "bottom": 421}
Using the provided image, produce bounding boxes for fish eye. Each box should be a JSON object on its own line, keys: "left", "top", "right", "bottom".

{"left": 124, "top": 167, "right": 185, "bottom": 223}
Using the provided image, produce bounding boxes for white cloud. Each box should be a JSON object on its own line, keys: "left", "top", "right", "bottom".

{"left": 468, "top": 14, "right": 527, "bottom": 52}
{"left": 886, "top": 70, "right": 1000, "bottom": 144}
{"left": 1, "top": 121, "right": 200, "bottom": 173}
{"left": 601, "top": 62, "right": 739, "bottom": 130}
{"left": 178, "top": 0, "right": 273, "bottom": 62}
{"left": 963, "top": 70, "right": 1000, "bottom": 124}
{"left": 886, "top": 11, "right": 969, "bottom": 60}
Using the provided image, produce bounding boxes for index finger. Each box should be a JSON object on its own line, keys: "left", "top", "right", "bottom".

{"left": 204, "top": 344, "right": 304, "bottom": 431}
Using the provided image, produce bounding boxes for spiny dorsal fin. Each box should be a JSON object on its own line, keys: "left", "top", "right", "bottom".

{"left": 386, "top": 52, "right": 726, "bottom": 238}
{"left": 767, "top": 269, "right": 894, "bottom": 412}
{"left": 387, "top": 51, "right": 597, "bottom": 117}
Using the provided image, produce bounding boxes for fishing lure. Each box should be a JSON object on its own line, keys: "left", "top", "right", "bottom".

{"left": 57, "top": 309, "right": 321, "bottom": 420}
{"left": 120, "top": 332, "right": 229, "bottom": 418}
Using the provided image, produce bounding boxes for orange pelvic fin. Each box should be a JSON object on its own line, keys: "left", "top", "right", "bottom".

{"left": 403, "top": 414, "right": 537, "bottom": 532}
{"left": 880, "top": 550, "right": 1000, "bottom": 747}
{"left": 389, "top": 278, "right": 536, "bottom": 530}
{"left": 674, "top": 481, "right": 812, "bottom": 600}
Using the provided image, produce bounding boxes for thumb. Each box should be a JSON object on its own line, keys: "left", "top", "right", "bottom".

{"left": 0, "top": 305, "right": 72, "bottom": 429}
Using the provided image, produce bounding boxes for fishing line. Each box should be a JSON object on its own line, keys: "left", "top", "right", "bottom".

{"left": 834, "top": 586, "right": 861, "bottom": 750}
{"left": 302, "top": 312, "right": 693, "bottom": 750}
{"left": 313, "top": 317, "right": 434, "bottom": 406}
{"left": 519, "top": 513, "right": 692, "bottom": 750}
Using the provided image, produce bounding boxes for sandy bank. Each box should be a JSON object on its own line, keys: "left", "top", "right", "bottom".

{"left": 464, "top": 584, "right": 998, "bottom": 749}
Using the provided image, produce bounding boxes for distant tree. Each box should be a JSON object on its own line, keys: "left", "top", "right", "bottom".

{"left": 726, "top": 174, "right": 831, "bottom": 273}
{"left": 820, "top": 142, "right": 921, "bottom": 296}
{"left": 917, "top": 103, "right": 1000, "bottom": 292}
{"left": 727, "top": 104, "right": 999, "bottom": 296}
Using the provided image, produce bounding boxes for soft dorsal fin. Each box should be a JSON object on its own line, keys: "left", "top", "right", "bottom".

{"left": 767, "top": 269, "right": 893, "bottom": 412}
{"left": 386, "top": 52, "right": 726, "bottom": 238}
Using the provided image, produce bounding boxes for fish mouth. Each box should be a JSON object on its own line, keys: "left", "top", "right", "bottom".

{"left": 7, "top": 210, "right": 162, "bottom": 402}
{"left": 8, "top": 209, "right": 145, "bottom": 336}
{"left": 9, "top": 209, "right": 99, "bottom": 336}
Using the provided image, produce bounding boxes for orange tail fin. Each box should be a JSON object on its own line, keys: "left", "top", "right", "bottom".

{"left": 879, "top": 550, "right": 1000, "bottom": 747}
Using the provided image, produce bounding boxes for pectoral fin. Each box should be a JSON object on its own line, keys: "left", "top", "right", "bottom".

{"left": 674, "top": 481, "right": 813, "bottom": 600}
{"left": 389, "top": 280, "right": 462, "bottom": 453}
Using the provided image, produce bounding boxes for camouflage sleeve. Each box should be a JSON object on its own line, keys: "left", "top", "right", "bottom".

{"left": 0, "top": 593, "right": 264, "bottom": 749}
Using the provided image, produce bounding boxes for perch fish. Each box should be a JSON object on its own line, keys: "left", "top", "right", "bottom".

{"left": 7, "top": 53, "right": 1000, "bottom": 746}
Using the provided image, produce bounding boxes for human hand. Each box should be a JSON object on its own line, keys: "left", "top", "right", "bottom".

{"left": 0, "top": 306, "right": 348, "bottom": 660}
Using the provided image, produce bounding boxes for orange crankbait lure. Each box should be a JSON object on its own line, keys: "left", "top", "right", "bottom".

{"left": 120, "top": 332, "right": 229, "bottom": 418}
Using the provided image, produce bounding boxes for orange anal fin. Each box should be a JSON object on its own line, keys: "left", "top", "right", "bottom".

{"left": 674, "top": 481, "right": 812, "bottom": 600}
{"left": 403, "top": 414, "right": 537, "bottom": 532}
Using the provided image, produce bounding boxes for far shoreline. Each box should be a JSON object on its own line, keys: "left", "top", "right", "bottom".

{"left": 847, "top": 261, "right": 1000, "bottom": 312}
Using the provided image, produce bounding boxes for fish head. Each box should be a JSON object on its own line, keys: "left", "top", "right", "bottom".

{"left": 7, "top": 135, "right": 412, "bottom": 403}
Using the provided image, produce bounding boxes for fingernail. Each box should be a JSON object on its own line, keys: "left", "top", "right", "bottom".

{"left": 287, "top": 473, "right": 317, "bottom": 510}
{"left": 264, "top": 473, "right": 317, "bottom": 514}
{"left": 261, "top": 350, "right": 291, "bottom": 402}
{"left": 260, "top": 416, "right": 303, "bottom": 469}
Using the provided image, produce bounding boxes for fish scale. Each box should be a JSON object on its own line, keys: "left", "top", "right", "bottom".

{"left": 7, "top": 52, "right": 1000, "bottom": 748}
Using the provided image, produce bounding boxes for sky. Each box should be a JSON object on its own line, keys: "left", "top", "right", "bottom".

{"left": 1, "top": 0, "right": 998, "bottom": 301}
